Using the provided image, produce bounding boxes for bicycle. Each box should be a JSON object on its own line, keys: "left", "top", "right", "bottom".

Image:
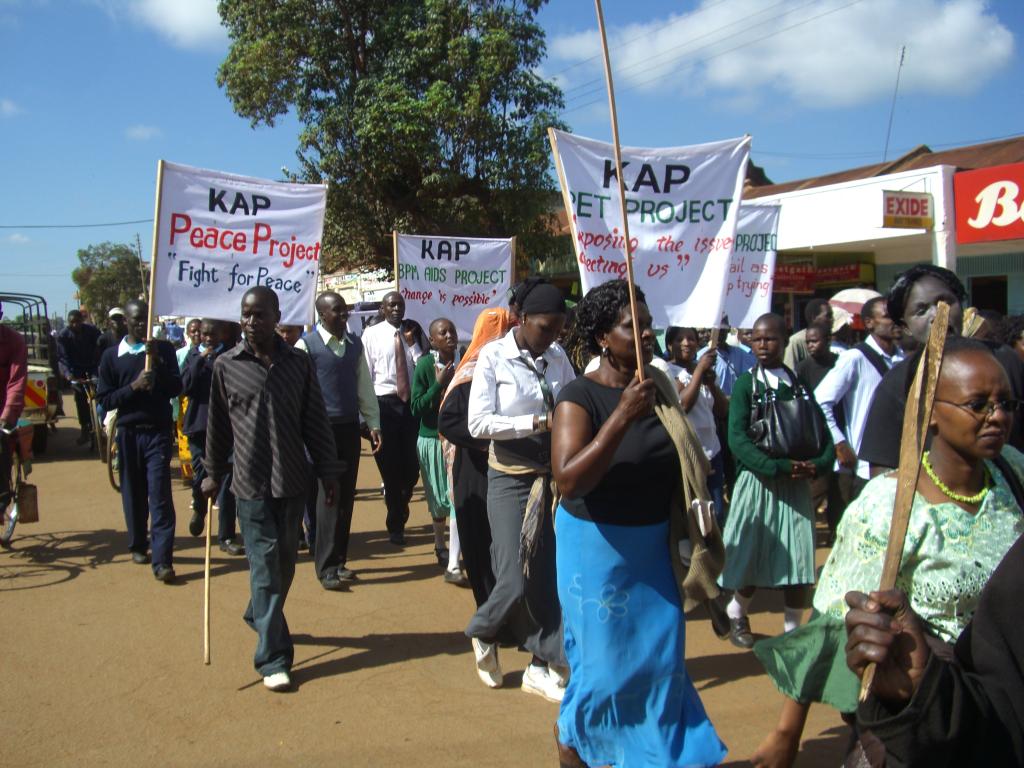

{"left": 106, "top": 412, "right": 120, "bottom": 493}
{"left": 0, "top": 423, "right": 38, "bottom": 548}
{"left": 71, "top": 377, "right": 105, "bottom": 462}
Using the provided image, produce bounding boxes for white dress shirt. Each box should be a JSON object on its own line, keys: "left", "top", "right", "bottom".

{"left": 677, "top": 367, "right": 721, "bottom": 460}
{"left": 360, "top": 319, "right": 425, "bottom": 397}
{"left": 467, "top": 330, "right": 576, "bottom": 440}
{"left": 814, "top": 335, "right": 903, "bottom": 479}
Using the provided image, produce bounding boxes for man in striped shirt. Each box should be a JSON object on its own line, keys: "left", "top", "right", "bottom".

{"left": 203, "top": 286, "right": 341, "bottom": 692}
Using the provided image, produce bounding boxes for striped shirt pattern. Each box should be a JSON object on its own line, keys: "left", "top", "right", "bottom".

{"left": 205, "top": 336, "right": 341, "bottom": 500}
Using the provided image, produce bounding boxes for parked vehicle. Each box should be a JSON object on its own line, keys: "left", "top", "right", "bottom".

{"left": 1, "top": 293, "right": 60, "bottom": 453}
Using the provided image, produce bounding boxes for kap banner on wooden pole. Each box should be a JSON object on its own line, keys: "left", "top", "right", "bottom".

{"left": 148, "top": 161, "right": 328, "bottom": 330}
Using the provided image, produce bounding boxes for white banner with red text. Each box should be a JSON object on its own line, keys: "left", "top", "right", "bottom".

{"left": 152, "top": 160, "right": 327, "bottom": 326}
{"left": 549, "top": 129, "right": 750, "bottom": 328}
{"left": 395, "top": 233, "right": 512, "bottom": 340}
{"left": 720, "top": 204, "right": 780, "bottom": 329}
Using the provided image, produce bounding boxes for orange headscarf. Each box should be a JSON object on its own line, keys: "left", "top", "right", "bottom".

{"left": 443, "top": 307, "right": 513, "bottom": 402}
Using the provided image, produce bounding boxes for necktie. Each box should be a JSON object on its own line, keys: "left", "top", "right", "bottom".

{"left": 394, "top": 329, "right": 410, "bottom": 402}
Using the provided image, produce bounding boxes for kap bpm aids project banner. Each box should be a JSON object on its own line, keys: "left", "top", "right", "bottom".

{"left": 395, "top": 233, "right": 513, "bottom": 339}
{"left": 721, "top": 204, "right": 780, "bottom": 329}
{"left": 152, "top": 161, "right": 328, "bottom": 325}
{"left": 549, "top": 129, "right": 751, "bottom": 328}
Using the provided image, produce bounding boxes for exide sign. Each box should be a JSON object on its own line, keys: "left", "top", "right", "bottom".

{"left": 954, "top": 162, "right": 1024, "bottom": 244}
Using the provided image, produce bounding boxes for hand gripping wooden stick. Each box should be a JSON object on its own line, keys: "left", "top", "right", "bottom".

{"left": 204, "top": 496, "right": 212, "bottom": 665}
{"left": 858, "top": 301, "right": 950, "bottom": 702}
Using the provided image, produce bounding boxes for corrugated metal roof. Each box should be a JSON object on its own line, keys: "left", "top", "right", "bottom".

{"left": 745, "top": 135, "right": 1024, "bottom": 199}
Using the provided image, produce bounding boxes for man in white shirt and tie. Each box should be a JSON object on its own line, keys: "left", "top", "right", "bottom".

{"left": 814, "top": 296, "right": 903, "bottom": 532}
{"left": 361, "top": 291, "right": 426, "bottom": 545}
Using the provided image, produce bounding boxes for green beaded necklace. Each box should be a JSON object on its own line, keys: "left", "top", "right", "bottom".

{"left": 922, "top": 451, "right": 990, "bottom": 505}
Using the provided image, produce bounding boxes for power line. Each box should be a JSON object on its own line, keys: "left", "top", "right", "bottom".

{"left": 562, "top": 0, "right": 867, "bottom": 114}
{"left": 546, "top": 0, "right": 742, "bottom": 83}
{"left": 559, "top": 0, "right": 797, "bottom": 100}
{"left": 0, "top": 218, "right": 151, "bottom": 229}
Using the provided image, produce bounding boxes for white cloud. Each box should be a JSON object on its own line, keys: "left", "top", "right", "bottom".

{"left": 7, "top": 233, "right": 30, "bottom": 244}
{"left": 89, "top": 0, "right": 226, "bottom": 49}
{"left": 125, "top": 124, "right": 161, "bottom": 140}
{"left": 1, "top": 98, "right": 21, "bottom": 116}
{"left": 550, "top": 0, "right": 1014, "bottom": 110}
{"left": 130, "top": 0, "right": 225, "bottom": 48}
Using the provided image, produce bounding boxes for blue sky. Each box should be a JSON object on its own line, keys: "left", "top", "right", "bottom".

{"left": 2, "top": 0, "right": 1021, "bottom": 318}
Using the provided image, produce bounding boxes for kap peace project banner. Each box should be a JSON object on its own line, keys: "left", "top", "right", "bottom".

{"left": 395, "top": 234, "right": 513, "bottom": 339}
{"left": 549, "top": 129, "right": 750, "bottom": 328}
{"left": 721, "top": 204, "right": 780, "bottom": 329}
{"left": 152, "top": 161, "right": 327, "bottom": 326}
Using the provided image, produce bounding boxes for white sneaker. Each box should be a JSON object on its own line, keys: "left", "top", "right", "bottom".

{"left": 471, "top": 637, "right": 502, "bottom": 689}
{"left": 521, "top": 664, "right": 564, "bottom": 703}
{"left": 263, "top": 671, "right": 292, "bottom": 692}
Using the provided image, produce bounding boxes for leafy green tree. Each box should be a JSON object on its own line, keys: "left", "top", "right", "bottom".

{"left": 70, "top": 242, "right": 147, "bottom": 321}
{"left": 217, "top": 0, "right": 567, "bottom": 273}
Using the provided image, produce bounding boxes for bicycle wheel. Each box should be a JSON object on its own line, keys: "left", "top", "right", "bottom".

{"left": 107, "top": 418, "right": 120, "bottom": 493}
{"left": 90, "top": 396, "right": 106, "bottom": 462}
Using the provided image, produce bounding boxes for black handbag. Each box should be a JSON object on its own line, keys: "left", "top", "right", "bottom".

{"left": 747, "top": 364, "right": 828, "bottom": 461}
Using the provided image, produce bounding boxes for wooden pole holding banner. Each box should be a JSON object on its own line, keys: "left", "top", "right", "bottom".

{"left": 858, "top": 301, "right": 950, "bottom": 701}
{"left": 593, "top": 0, "right": 645, "bottom": 381}
{"left": 204, "top": 497, "right": 213, "bottom": 665}
{"left": 145, "top": 159, "right": 165, "bottom": 372}
{"left": 392, "top": 231, "right": 399, "bottom": 293}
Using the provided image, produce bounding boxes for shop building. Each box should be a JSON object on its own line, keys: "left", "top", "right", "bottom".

{"left": 745, "top": 136, "right": 1024, "bottom": 327}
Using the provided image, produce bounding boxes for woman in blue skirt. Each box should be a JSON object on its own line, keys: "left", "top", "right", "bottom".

{"left": 551, "top": 281, "right": 726, "bottom": 768}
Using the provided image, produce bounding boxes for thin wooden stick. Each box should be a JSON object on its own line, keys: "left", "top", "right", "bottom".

{"left": 594, "top": 0, "right": 644, "bottom": 380}
{"left": 204, "top": 496, "right": 212, "bottom": 665}
{"left": 145, "top": 159, "right": 165, "bottom": 372}
{"left": 859, "top": 301, "right": 950, "bottom": 701}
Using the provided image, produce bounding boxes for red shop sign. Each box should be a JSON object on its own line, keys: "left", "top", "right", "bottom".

{"left": 954, "top": 162, "right": 1024, "bottom": 244}
{"left": 773, "top": 263, "right": 815, "bottom": 293}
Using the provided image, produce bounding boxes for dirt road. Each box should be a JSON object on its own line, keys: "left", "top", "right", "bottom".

{"left": 1, "top": 404, "right": 843, "bottom": 766}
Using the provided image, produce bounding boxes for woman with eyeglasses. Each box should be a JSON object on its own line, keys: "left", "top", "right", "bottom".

{"left": 750, "top": 336, "right": 1024, "bottom": 767}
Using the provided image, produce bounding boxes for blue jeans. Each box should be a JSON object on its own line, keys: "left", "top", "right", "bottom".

{"left": 236, "top": 495, "right": 303, "bottom": 676}
{"left": 117, "top": 427, "right": 176, "bottom": 571}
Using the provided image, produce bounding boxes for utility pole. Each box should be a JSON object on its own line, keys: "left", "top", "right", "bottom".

{"left": 135, "top": 233, "right": 147, "bottom": 298}
{"left": 883, "top": 46, "right": 906, "bottom": 163}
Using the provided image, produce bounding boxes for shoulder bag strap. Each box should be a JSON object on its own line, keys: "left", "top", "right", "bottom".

{"left": 855, "top": 342, "right": 890, "bottom": 378}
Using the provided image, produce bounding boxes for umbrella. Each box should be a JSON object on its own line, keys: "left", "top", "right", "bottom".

{"left": 829, "top": 288, "right": 881, "bottom": 318}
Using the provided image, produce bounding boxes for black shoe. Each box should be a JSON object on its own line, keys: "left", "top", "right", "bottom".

{"left": 389, "top": 533, "right": 406, "bottom": 546}
{"left": 707, "top": 598, "right": 731, "bottom": 640}
{"left": 188, "top": 510, "right": 204, "bottom": 537}
{"left": 131, "top": 551, "right": 151, "bottom": 565}
{"left": 75, "top": 431, "right": 91, "bottom": 446}
{"left": 320, "top": 571, "right": 345, "bottom": 591}
{"left": 297, "top": 536, "right": 308, "bottom": 551}
{"left": 728, "top": 616, "right": 755, "bottom": 649}
{"left": 335, "top": 567, "right": 358, "bottom": 582}
{"left": 153, "top": 564, "right": 175, "bottom": 583}
{"left": 219, "top": 539, "right": 245, "bottom": 556}
{"left": 434, "top": 546, "right": 449, "bottom": 566}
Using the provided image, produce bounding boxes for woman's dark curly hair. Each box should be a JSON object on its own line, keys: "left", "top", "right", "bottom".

{"left": 886, "top": 265, "right": 966, "bottom": 325}
{"left": 1002, "top": 315, "right": 1024, "bottom": 348}
{"left": 571, "top": 280, "right": 648, "bottom": 360}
